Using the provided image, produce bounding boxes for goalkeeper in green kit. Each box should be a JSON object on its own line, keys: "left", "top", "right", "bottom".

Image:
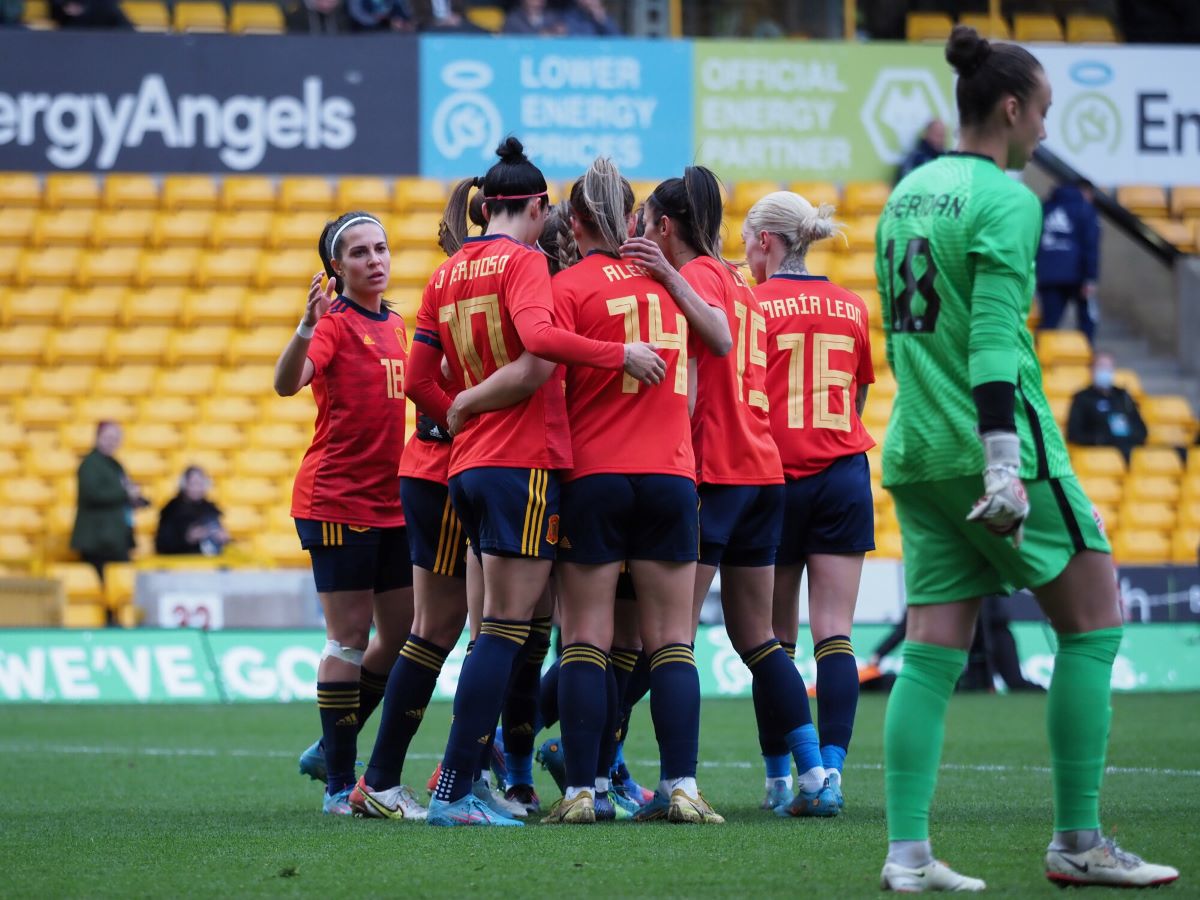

{"left": 875, "top": 26, "right": 1180, "bottom": 893}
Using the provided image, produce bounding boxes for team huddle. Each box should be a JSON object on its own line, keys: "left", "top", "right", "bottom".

{"left": 273, "top": 26, "right": 1179, "bottom": 893}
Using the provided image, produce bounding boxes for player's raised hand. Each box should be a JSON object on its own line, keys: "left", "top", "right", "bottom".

{"left": 620, "top": 236, "right": 675, "bottom": 281}
{"left": 303, "top": 273, "right": 336, "bottom": 327}
{"left": 623, "top": 341, "right": 666, "bottom": 386}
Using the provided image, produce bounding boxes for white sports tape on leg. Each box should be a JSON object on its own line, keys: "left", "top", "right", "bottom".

{"left": 321, "top": 640, "right": 364, "bottom": 665}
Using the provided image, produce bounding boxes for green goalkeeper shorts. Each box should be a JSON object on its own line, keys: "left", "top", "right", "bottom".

{"left": 890, "top": 474, "right": 1111, "bottom": 605}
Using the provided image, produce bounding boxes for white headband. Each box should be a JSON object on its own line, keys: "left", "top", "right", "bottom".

{"left": 329, "top": 216, "right": 384, "bottom": 256}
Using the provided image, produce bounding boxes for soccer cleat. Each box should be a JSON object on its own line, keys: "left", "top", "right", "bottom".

{"left": 322, "top": 786, "right": 354, "bottom": 816}
{"left": 349, "top": 777, "right": 428, "bottom": 821}
{"left": 535, "top": 737, "right": 567, "bottom": 794}
{"left": 490, "top": 726, "right": 508, "bottom": 787}
{"left": 667, "top": 789, "right": 725, "bottom": 824}
{"left": 298, "top": 739, "right": 326, "bottom": 783}
{"left": 880, "top": 860, "right": 986, "bottom": 892}
{"left": 826, "top": 769, "right": 845, "bottom": 809}
{"left": 775, "top": 779, "right": 840, "bottom": 818}
{"left": 504, "top": 783, "right": 541, "bottom": 816}
{"left": 609, "top": 788, "right": 642, "bottom": 817}
{"left": 632, "top": 791, "right": 671, "bottom": 823}
{"left": 611, "top": 767, "right": 655, "bottom": 806}
{"left": 425, "top": 762, "right": 441, "bottom": 794}
{"left": 427, "top": 793, "right": 524, "bottom": 827}
{"left": 473, "top": 777, "right": 529, "bottom": 818}
{"left": 761, "top": 778, "right": 793, "bottom": 811}
{"left": 1045, "top": 838, "right": 1179, "bottom": 888}
{"left": 540, "top": 790, "right": 596, "bottom": 825}
{"left": 594, "top": 792, "right": 621, "bottom": 821}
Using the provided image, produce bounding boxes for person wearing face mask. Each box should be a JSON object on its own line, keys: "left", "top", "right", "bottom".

{"left": 1067, "top": 352, "right": 1147, "bottom": 462}
{"left": 155, "top": 467, "right": 229, "bottom": 556}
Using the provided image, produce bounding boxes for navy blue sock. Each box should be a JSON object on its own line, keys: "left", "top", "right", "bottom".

{"left": 815, "top": 635, "right": 859, "bottom": 771}
{"left": 538, "top": 657, "right": 560, "bottom": 731}
{"left": 434, "top": 619, "right": 530, "bottom": 803}
{"left": 364, "top": 636, "right": 449, "bottom": 791}
{"left": 649, "top": 644, "right": 700, "bottom": 781}
{"left": 317, "top": 680, "right": 359, "bottom": 794}
{"left": 743, "top": 640, "right": 821, "bottom": 773}
{"left": 558, "top": 643, "right": 608, "bottom": 789}
{"left": 614, "top": 650, "right": 651, "bottom": 773}
{"left": 596, "top": 661, "right": 620, "bottom": 780}
{"left": 780, "top": 640, "right": 797, "bottom": 661}
{"left": 356, "top": 666, "right": 390, "bottom": 734}
{"left": 503, "top": 615, "right": 551, "bottom": 787}
{"left": 753, "top": 674, "right": 790, "bottom": 759}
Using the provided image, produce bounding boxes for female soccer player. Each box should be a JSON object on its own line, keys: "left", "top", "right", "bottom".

{"left": 406, "top": 137, "right": 665, "bottom": 827}
{"left": 744, "top": 191, "right": 876, "bottom": 814}
{"left": 875, "top": 26, "right": 1178, "bottom": 891}
{"left": 631, "top": 167, "right": 839, "bottom": 819}
{"left": 274, "top": 211, "right": 413, "bottom": 815}
{"left": 545, "top": 157, "right": 732, "bottom": 825}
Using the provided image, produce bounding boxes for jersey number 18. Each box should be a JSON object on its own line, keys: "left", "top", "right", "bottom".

{"left": 884, "top": 238, "right": 942, "bottom": 334}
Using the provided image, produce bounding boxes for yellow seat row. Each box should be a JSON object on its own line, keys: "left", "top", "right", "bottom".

{"left": 907, "top": 11, "right": 1119, "bottom": 43}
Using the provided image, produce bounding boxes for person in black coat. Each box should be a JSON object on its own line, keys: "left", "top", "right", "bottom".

{"left": 1067, "top": 352, "right": 1147, "bottom": 462}
{"left": 895, "top": 119, "right": 946, "bottom": 183}
{"left": 1037, "top": 179, "right": 1101, "bottom": 345}
{"left": 155, "top": 466, "right": 229, "bottom": 556}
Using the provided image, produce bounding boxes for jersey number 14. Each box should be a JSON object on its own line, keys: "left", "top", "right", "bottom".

{"left": 884, "top": 238, "right": 942, "bottom": 334}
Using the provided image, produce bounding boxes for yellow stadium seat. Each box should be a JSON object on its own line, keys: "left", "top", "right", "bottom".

{"left": 872, "top": 529, "right": 904, "bottom": 558}
{"left": 958, "top": 13, "right": 1011, "bottom": 39}
{"left": 188, "top": 420, "right": 247, "bottom": 453}
{"left": 1066, "top": 14, "right": 1118, "bottom": 43}
{"left": 393, "top": 178, "right": 449, "bottom": 214}
{"left": 0, "top": 208, "right": 38, "bottom": 246}
{"left": 1042, "top": 364, "right": 1090, "bottom": 399}
{"left": 728, "top": 181, "right": 781, "bottom": 216}
{"left": 1070, "top": 446, "right": 1126, "bottom": 477}
{"left": 1141, "top": 394, "right": 1195, "bottom": 428}
{"left": 261, "top": 392, "right": 317, "bottom": 425}
{"left": 337, "top": 177, "right": 392, "bottom": 212}
{"left": 1129, "top": 446, "right": 1183, "bottom": 478}
{"left": 1014, "top": 13, "right": 1064, "bottom": 42}
{"left": 1119, "top": 502, "right": 1176, "bottom": 532}
{"left": 91, "top": 209, "right": 156, "bottom": 248}
{"left": 1, "top": 476, "right": 55, "bottom": 507}
{"left": 231, "top": 448, "right": 293, "bottom": 479}
{"left": 1115, "top": 185, "right": 1167, "bottom": 220}
{"left": 227, "top": 326, "right": 293, "bottom": 365}
{"left": 1146, "top": 422, "right": 1194, "bottom": 448}
{"left": 0, "top": 417, "right": 28, "bottom": 446}
{"left": 279, "top": 176, "right": 334, "bottom": 213}
{"left": 255, "top": 531, "right": 309, "bottom": 567}
{"left": 162, "top": 175, "right": 219, "bottom": 211}
{"left": 156, "top": 364, "right": 219, "bottom": 398}
{"left": 220, "top": 176, "right": 277, "bottom": 212}
{"left": 15, "top": 246, "right": 85, "bottom": 289}
{"left": 0, "top": 325, "right": 50, "bottom": 363}
{"left": 0, "top": 246, "right": 21, "bottom": 284}
{"left": 1171, "top": 528, "right": 1200, "bottom": 564}
{"left": 199, "top": 396, "right": 259, "bottom": 425}
{"left": 269, "top": 211, "right": 331, "bottom": 249}
{"left": 209, "top": 211, "right": 273, "bottom": 249}
{"left": 32, "top": 209, "right": 97, "bottom": 247}
{"left": 1037, "top": 330, "right": 1092, "bottom": 367}
{"left": 2, "top": 285, "right": 64, "bottom": 326}
{"left": 1146, "top": 218, "right": 1195, "bottom": 253}
{"left": 173, "top": 0, "right": 226, "bottom": 30}
{"left": 390, "top": 248, "right": 441, "bottom": 288}
{"left": 843, "top": 182, "right": 891, "bottom": 216}
{"left": 1170, "top": 186, "right": 1200, "bottom": 219}
{"left": 247, "top": 421, "right": 307, "bottom": 451}
{"left": 105, "top": 325, "right": 172, "bottom": 365}
{"left": 44, "top": 173, "right": 100, "bottom": 209}
{"left": 906, "top": 11, "right": 952, "bottom": 41}
{"left": 167, "top": 327, "right": 235, "bottom": 365}
{"left": 61, "top": 602, "right": 108, "bottom": 627}
{"left": 787, "top": 181, "right": 840, "bottom": 211}
{"left": 253, "top": 249, "right": 319, "bottom": 291}
{"left": 214, "top": 365, "right": 275, "bottom": 398}
{"left": 1111, "top": 367, "right": 1143, "bottom": 400}
{"left": 181, "top": 287, "right": 244, "bottom": 327}
{"left": 0, "top": 448, "right": 22, "bottom": 478}
{"left": 124, "top": 422, "right": 183, "bottom": 452}
{"left": 71, "top": 396, "right": 136, "bottom": 427}
{"left": 12, "top": 396, "right": 73, "bottom": 429}
{"left": 26, "top": 445, "right": 84, "bottom": 481}
{"left": 870, "top": 335, "right": 889, "bottom": 374}
{"left": 138, "top": 396, "right": 198, "bottom": 427}
{"left": 121, "top": 287, "right": 187, "bottom": 326}
{"left": 0, "top": 172, "right": 41, "bottom": 207}
{"left": 151, "top": 210, "right": 216, "bottom": 248}
{"left": 101, "top": 174, "right": 159, "bottom": 209}
{"left": 389, "top": 287, "right": 421, "bottom": 323}
{"left": 33, "top": 366, "right": 97, "bottom": 398}
{"left": 195, "top": 248, "right": 261, "bottom": 288}
{"left": 1077, "top": 475, "right": 1123, "bottom": 506}
{"left": 94, "top": 365, "right": 157, "bottom": 399}
{"left": 0, "top": 533, "right": 36, "bottom": 568}
{"left": 121, "top": 448, "right": 176, "bottom": 482}
{"left": 829, "top": 254, "right": 877, "bottom": 291}
{"left": 222, "top": 505, "right": 266, "bottom": 539}
{"left": 6, "top": 504, "right": 46, "bottom": 537}
{"left": 839, "top": 216, "right": 878, "bottom": 254}
{"left": 121, "top": 0, "right": 170, "bottom": 30}
{"left": 101, "top": 562, "right": 137, "bottom": 610}
{"left": 228, "top": 1, "right": 284, "bottom": 32}
{"left": 1110, "top": 529, "right": 1170, "bottom": 564}
{"left": 42, "top": 325, "right": 111, "bottom": 366}
{"left": 49, "top": 562, "right": 105, "bottom": 605}
{"left": 178, "top": 448, "right": 234, "bottom": 480}
{"left": 1178, "top": 500, "right": 1200, "bottom": 529}
{"left": 137, "top": 247, "right": 204, "bottom": 288}
{"left": 216, "top": 476, "right": 281, "bottom": 508}
{"left": 1125, "top": 475, "right": 1181, "bottom": 505}
{"left": 463, "top": 3, "right": 502, "bottom": 30}
{"left": 78, "top": 247, "right": 142, "bottom": 288}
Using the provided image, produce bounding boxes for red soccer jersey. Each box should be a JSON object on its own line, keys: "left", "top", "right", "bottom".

{"left": 554, "top": 252, "right": 694, "bottom": 481}
{"left": 757, "top": 274, "right": 876, "bottom": 479}
{"left": 291, "top": 296, "right": 408, "bottom": 527}
{"left": 685, "top": 256, "right": 784, "bottom": 485}
{"left": 415, "top": 234, "right": 572, "bottom": 477}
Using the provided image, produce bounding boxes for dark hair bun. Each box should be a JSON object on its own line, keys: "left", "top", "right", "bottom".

{"left": 946, "top": 24, "right": 991, "bottom": 78}
{"left": 495, "top": 136, "right": 528, "bottom": 164}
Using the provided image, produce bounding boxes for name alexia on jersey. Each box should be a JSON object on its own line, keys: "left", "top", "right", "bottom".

{"left": 759, "top": 293, "right": 864, "bottom": 325}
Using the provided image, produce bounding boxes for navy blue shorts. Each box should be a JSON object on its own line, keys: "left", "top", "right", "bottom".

{"left": 295, "top": 519, "right": 413, "bottom": 593}
{"left": 776, "top": 453, "right": 876, "bottom": 564}
{"left": 400, "top": 477, "right": 467, "bottom": 579}
{"left": 698, "top": 483, "right": 785, "bottom": 568}
{"left": 557, "top": 473, "right": 699, "bottom": 565}
{"left": 448, "top": 467, "right": 560, "bottom": 560}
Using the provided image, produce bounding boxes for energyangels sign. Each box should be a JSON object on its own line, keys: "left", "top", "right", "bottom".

{"left": 0, "top": 626, "right": 1195, "bottom": 703}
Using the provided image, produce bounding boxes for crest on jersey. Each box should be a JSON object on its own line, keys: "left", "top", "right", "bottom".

{"left": 362, "top": 334, "right": 375, "bottom": 345}
{"left": 545, "top": 514, "right": 560, "bottom": 545}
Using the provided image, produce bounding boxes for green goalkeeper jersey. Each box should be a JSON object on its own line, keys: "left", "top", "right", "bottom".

{"left": 875, "top": 152, "right": 1072, "bottom": 488}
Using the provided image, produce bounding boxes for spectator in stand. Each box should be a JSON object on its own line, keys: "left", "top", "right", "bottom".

{"left": 50, "top": 0, "right": 131, "bottom": 27}
{"left": 561, "top": 0, "right": 619, "bottom": 34}
{"left": 70, "top": 422, "right": 148, "bottom": 590}
{"left": 1, "top": 0, "right": 24, "bottom": 25}
{"left": 345, "top": 0, "right": 413, "bottom": 30}
{"left": 1037, "top": 179, "right": 1100, "bottom": 345}
{"left": 895, "top": 119, "right": 946, "bottom": 183}
{"left": 408, "top": 0, "right": 487, "bottom": 32}
{"left": 503, "top": 0, "right": 564, "bottom": 34}
{"left": 1067, "top": 352, "right": 1147, "bottom": 461}
{"left": 284, "top": 0, "right": 353, "bottom": 33}
{"left": 155, "top": 467, "right": 230, "bottom": 557}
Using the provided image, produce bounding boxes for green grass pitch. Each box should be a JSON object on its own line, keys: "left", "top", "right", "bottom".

{"left": 3, "top": 694, "right": 1196, "bottom": 897}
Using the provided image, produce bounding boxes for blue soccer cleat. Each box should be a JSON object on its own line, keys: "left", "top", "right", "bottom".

{"left": 535, "top": 736, "right": 567, "bottom": 794}
{"left": 299, "top": 739, "right": 326, "bottom": 783}
{"left": 774, "top": 779, "right": 840, "bottom": 818}
{"left": 609, "top": 788, "right": 641, "bottom": 817}
{"left": 322, "top": 785, "right": 354, "bottom": 816}
{"left": 632, "top": 790, "right": 671, "bottom": 822}
{"left": 826, "top": 770, "right": 845, "bottom": 809}
{"left": 427, "top": 793, "right": 524, "bottom": 827}
{"left": 611, "top": 769, "right": 655, "bottom": 808}
{"left": 490, "top": 725, "right": 508, "bottom": 787}
{"left": 594, "top": 792, "right": 616, "bottom": 822}
{"left": 761, "top": 777, "right": 793, "bottom": 811}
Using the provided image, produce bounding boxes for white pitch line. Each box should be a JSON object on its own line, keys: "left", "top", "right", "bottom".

{"left": 3, "top": 743, "right": 1199, "bottom": 779}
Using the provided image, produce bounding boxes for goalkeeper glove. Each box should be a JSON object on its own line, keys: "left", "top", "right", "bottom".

{"left": 966, "top": 431, "right": 1029, "bottom": 546}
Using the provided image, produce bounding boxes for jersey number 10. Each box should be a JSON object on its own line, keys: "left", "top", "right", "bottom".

{"left": 884, "top": 238, "right": 942, "bottom": 333}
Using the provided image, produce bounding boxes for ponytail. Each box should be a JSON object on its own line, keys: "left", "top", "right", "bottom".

{"left": 569, "top": 157, "right": 635, "bottom": 256}
{"left": 646, "top": 165, "right": 726, "bottom": 260}
{"left": 438, "top": 175, "right": 483, "bottom": 257}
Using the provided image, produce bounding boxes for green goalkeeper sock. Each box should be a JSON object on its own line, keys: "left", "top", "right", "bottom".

{"left": 1047, "top": 626, "right": 1122, "bottom": 832}
{"left": 884, "top": 641, "right": 967, "bottom": 842}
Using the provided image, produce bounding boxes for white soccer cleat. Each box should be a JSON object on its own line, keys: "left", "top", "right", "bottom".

{"left": 1045, "top": 838, "right": 1179, "bottom": 888}
{"left": 881, "top": 860, "right": 986, "bottom": 892}
{"left": 349, "top": 778, "right": 428, "bottom": 821}
{"left": 472, "top": 778, "right": 529, "bottom": 818}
